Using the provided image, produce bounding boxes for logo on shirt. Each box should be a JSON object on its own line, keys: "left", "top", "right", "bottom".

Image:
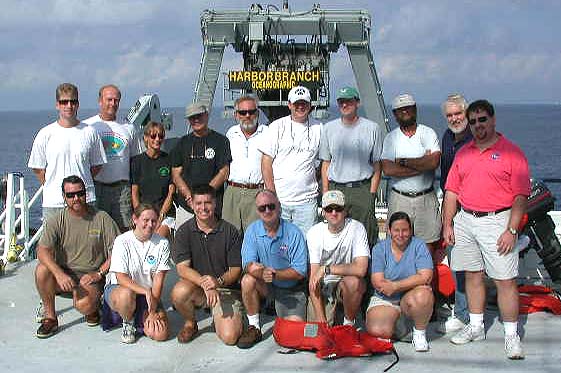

{"left": 205, "top": 147, "right": 216, "bottom": 160}
{"left": 158, "top": 166, "right": 170, "bottom": 177}
{"left": 101, "top": 134, "right": 126, "bottom": 158}
{"left": 491, "top": 152, "right": 500, "bottom": 160}
{"left": 278, "top": 244, "right": 289, "bottom": 258}
{"left": 146, "top": 255, "right": 156, "bottom": 265}
{"left": 88, "top": 229, "right": 101, "bottom": 238}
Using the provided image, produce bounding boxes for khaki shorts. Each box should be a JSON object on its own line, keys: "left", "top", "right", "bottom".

{"left": 367, "top": 294, "right": 401, "bottom": 312}
{"left": 451, "top": 209, "right": 518, "bottom": 280}
{"left": 306, "top": 278, "right": 343, "bottom": 325}
{"left": 388, "top": 189, "right": 441, "bottom": 243}
{"left": 202, "top": 288, "right": 244, "bottom": 317}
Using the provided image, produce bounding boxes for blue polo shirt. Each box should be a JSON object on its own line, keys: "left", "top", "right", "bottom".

{"left": 241, "top": 218, "right": 308, "bottom": 288}
{"left": 371, "top": 236, "right": 433, "bottom": 302}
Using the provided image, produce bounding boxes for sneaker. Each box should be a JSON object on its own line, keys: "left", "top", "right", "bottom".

{"left": 36, "top": 318, "right": 58, "bottom": 339}
{"left": 121, "top": 321, "right": 137, "bottom": 344}
{"left": 177, "top": 323, "right": 198, "bottom": 344}
{"left": 85, "top": 310, "right": 100, "bottom": 327}
{"left": 237, "top": 325, "right": 262, "bottom": 349}
{"left": 412, "top": 333, "right": 429, "bottom": 352}
{"left": 440, "top": 316, "right": 466, "bottom": 334}
{"left": 35, "top": 302, "right": 45, "bottom": 323}
{"left": 450, "top": 324, "right": 485, "bottom": 345}
{"left": 505, "top": 334, "right": 525, "bottom": 360}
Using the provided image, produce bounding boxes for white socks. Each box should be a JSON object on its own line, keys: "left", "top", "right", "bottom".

{"left": 503, "top": 321, "right": 518, "bottom": 337}
{"left": 343, "top": 317, "right": 355, "bottom": 326}
{"left": 247, "top": 313, "right": 260, "bottom": 330}
{"left": 469, "top": 313, "right": 484, "bottom": 329}
{"left": 413, "top": 327, "right": 426, "bottom": 338}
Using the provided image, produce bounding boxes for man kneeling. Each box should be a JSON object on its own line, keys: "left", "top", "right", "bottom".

{"left": 35, "top": 175, "right": 120, "bottom": 338}
{"left": 307, "top": 190, "right": 369, "bottom": 326}
{"left": 237, "top": 190, "right": 309, "bottom": 349}
{"left": 366, "top": 212, "right": 434, "bottom": 352}
{"left": 171, "top": 185, "right": 243, "bottom": 345}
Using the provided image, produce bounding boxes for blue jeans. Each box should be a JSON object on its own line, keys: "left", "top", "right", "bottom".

{"left": 447, "top": 245, "right": 469, "bottom": 323}
{"left": 280, "top": 200, "right": 318, "bottom": 234}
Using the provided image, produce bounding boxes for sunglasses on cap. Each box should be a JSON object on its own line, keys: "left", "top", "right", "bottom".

{"left": 149, "top": 132, "right": 165, "bottom": 139}
{"left": 58, "top": 99, "right": 79, "bottom": 105}
{"left": 65, "top": 190, "right": 86, "bottom": 199}
{"left": 257, "top": 203, "right": 276, "bottom": 213}
{"left": 468, "top": 116, "right": 488, "bottom": 125}
{"left": 236, "top": 109, "right": 258, "bottom": 116}
{"left": 324, "top": 205, "right": 344, "bottom": 213}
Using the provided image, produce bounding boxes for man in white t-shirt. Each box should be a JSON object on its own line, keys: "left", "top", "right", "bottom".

{"left": 258, "top": 86, "right": 321, "bottom": 234}
{"left": 223, "top": 95, "right": 268, "bottom": 234}
{"left": 381, "top": 93, "right": 442, "bottom": 255}
{"left": 84, "top": 84, "right": 141, "bottom": 232}
{"left": 28, "top": 83, "right": 106, "bottom": 219}
{"left": 306, "top": 190, "right": 369, "bottom": 326}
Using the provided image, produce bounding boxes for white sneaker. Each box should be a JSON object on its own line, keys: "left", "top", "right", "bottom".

{"left": 444, "top": 316, "right": 466, "bottom": 333}
{"left": 450, "top": 324, "right": 485, "bottom": 345}
{"left": 412, "top": 333, "right": 429, "bottom": 352}
{"left": 121, "top": 322, "right": 137, "bottom": 344}
{"left": 505, "top": 334, "right": 525, "bottom": 360}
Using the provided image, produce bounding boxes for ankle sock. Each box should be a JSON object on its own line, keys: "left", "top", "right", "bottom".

{"left": 247, "top": 313, "right": 260, "bottom": 330}
{"left": 413, "top": 327, "right": 426, "bottom": 338}
{"left": 503, "top": 321, "right": 518, "bottom": 337}
{"left": 343, "top": 317, "right": 355, "bottom": 326}
{"left": 469, "top": 313, "right": 484, "bottom": 328}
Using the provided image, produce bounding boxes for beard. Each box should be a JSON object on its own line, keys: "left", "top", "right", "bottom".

{"left": 448, "top": 118, "right": 468, "bottom": 134}
{"left": 239, "top": 118, "right": 258, "bottom": 132}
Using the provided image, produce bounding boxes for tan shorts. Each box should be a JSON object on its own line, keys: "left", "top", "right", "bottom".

{"left": 388, "top": 189, "right": 441, "bottom": 243}
{"left": 367, "top": 294, "right": 401, "bottom": 312}
{"left": 203, "top": 288, "right": 244, "bottom": 317}
{"left": 451, "top": 209, "right": 518, "bottom": 280}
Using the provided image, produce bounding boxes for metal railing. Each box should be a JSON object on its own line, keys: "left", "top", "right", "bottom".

{"left": 1, "top": 172, "right": 43, "bottom": 264}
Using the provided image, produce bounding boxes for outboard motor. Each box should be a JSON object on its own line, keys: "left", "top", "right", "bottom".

{"left": 520, "top": 179, "right": 561, "bottom": 283}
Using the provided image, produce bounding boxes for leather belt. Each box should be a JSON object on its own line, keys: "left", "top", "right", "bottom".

{"left": 391, "top": 186, "right": 434, "bottom": 198}
{"left": 227, "top": 181, "right": 263, "bottom": 190}
{"left": 330, "top": 178, "right": 370, "bottom": 188}
{"left": 461, "top": 206, "right": 511, "bottom": 217}
{"left": 96, "top": 180, "right": 129, "bottom": 187}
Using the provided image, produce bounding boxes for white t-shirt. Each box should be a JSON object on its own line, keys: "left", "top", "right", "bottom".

{"left": 306, "top": 218, "right": 370, "bottom": 282}
{"left": 381, "top": 124, "right": 440, "bottom": 192}
{"left": 257, "top": 115, "right": 322, "bottom": 205}
{"left": 28, "top": 121, "right": 106, "bottom": 208}
{"left": 84, "top": 115, "right": 141, "bottom": 183}
{"left": 107, "top": 231, "right": 171, "bottom": 289}
{"left": 226, "top": 124, "right": 268, "bottom": 184}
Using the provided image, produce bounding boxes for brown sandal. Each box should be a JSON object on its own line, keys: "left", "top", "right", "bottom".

{"left": 36, "top": 318, "right": 58, "bottom": 339}
{"left": 177, "top": 323, "right": 198, "bottom": 343}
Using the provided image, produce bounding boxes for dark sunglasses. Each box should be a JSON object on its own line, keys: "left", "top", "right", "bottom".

{"left": 468, "top": 116, "right": 488, "bottom": 125}
{"left": 65, "top": 190, "right": 86, "bottom": 199}
{"left": 149, "top": 132, "right": 165, "bottom": 139}
{"left": 236, "top": 109, "right": 258, "bottom": 116}
{"left": 58, "top": 99, "right": 79, "bottom": 105}
{"left": 257, "top": 203, "right": 276, "bottom": 213}
{"left": 324, "top": 205, "right": 344, "bottom": 213}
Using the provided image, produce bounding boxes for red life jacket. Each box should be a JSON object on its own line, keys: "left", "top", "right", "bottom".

{"left": 519, "top": 285, "right": 561, "bottom": 315}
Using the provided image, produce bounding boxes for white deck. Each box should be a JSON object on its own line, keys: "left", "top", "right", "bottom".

{"left": 2, "top": 260, "right": 561, "bottom": 373}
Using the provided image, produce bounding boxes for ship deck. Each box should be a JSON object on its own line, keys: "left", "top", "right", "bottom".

{"left": 2, "top": 260, "right": 560, "bottom": 373}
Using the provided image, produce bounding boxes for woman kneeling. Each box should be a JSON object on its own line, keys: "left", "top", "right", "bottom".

{"left": 104, "top": 203, "right": 171, "bottom": 343}
{"left": 366, "top": 211, "right": 434, "bottom": 352}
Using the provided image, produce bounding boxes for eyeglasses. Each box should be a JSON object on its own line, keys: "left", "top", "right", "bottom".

{"left": 236, "top": 109, "right": 258, "bottom": 116}
{"left": 257, "top": 203, "right": 276, "bottom": 213}
{"left": 324, "top": 205, "right": 344, "bottom": 213}
{"left": 65, "top": 190, "right": 86, "bottom": 199}
{"left": 58, "top": 99, "right": 79, "bottom": 106}
{"left": 468, "top": 116, "right": 488, "bottom": 125}
{"left": 149, "top": 133, "right": 165, "bottom": 140}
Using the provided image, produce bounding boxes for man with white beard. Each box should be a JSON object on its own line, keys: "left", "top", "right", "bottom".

{"left": 439, "top": 94, "right": 472, "bottom": 333}
{"left": 222, "top": 96, "right": 268, "bottom": 234}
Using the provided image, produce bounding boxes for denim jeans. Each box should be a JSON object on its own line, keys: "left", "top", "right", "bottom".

{"left": 448, "top": 245, "right": 469, "bottom": 323}
{"left": 280, "top": 199, "right": 318, "bottom": 234}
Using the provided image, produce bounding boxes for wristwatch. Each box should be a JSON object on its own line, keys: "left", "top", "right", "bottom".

{"left": 324, "top": 265, "right": 331, "bottom": 276}
{"left": 508, "top": 227, "right": 518, "bottom": 236}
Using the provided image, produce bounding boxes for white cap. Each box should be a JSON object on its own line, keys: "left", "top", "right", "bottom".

{"left": 392, "top": 93, "right": 416, "bottom": 110}
{"left": 288, "top": 86, "right": 311, "bottom": 103}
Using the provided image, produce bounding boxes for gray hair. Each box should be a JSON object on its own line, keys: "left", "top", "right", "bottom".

{"left": 441, "top": 93, "right": 468, "bottom": 116}
{"left": 234, "top": 95, "right": 259, "bottom": 110}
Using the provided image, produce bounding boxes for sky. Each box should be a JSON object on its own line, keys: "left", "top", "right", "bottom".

{"left": 1, "top": 0, "right": 561, "bottom": 111}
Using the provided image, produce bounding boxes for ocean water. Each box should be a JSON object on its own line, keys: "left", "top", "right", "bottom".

{"left": 1, "top": 104, "right": 560, "bottom": 228}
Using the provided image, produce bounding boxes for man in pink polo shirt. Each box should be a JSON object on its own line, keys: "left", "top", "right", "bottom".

{"left": 442, "top": 99, "right": 530, "bottom": 360}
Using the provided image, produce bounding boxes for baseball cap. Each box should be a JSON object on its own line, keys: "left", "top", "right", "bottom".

{"left": 322, "top": 190, "right": 345, "bottom": 208}
{"left": 336, "top": 86, "right": 360, "bottom": 100}
{"left": 288, "top": 86, "right": 311, "bottom": 103}
{"left": 392, "top": 93, "right": 416, "bottom": 110}
{"left": 185, "top": 102, "right": 208, "bottom": 118}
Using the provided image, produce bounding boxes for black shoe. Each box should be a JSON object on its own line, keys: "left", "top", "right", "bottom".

{"left": 237, "top": 325, "right": 262, "bottom": 349}
{"left": 36, "top": 318, "right": 58, "bottom": 339}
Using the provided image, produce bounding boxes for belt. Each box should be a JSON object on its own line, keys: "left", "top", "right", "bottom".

{"left": 391, "top": 186, "right": 434, "bottom": 198}
{"left": 227, "top": 181, "right": 263, "bottom": 190}
{"left": 330, "top": 178, "right": 370, "bottom": 188}
{"left": 96, "top": 180, "right": 129, "bottom": 187}
{"left": 461, "top": 206, "right": 511, "bottom": 217}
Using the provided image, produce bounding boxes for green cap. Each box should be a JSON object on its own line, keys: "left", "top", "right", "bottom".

{"left": 336, "top": 86, "right": 360, "bottom": 100}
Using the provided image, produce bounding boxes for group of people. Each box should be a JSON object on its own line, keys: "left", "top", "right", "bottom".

{"left": 29, "top": 82, "right": 530, "bottom": 361}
